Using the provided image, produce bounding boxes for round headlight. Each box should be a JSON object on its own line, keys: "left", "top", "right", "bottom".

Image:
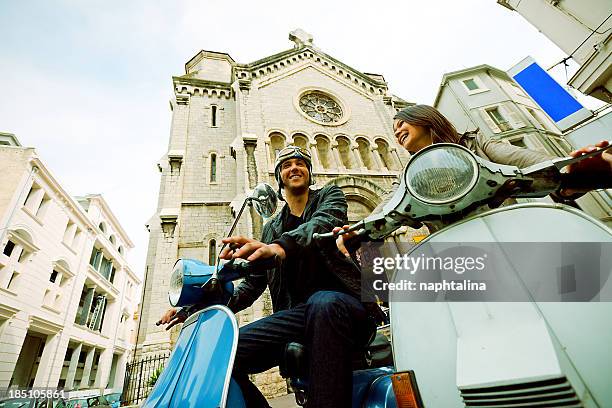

{"left": 168, "top": 261, "right": 184, "bottom": 306}
{"left": 405, "top": 144, "right": 478, "bottom": 204}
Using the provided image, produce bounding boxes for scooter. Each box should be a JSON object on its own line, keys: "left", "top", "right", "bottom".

{"left": 144, "top": 143, "right": 611, "bottom": 407}
{"left": 314, "top": 142, "right": 612, "bottom": 407}
{"left": 142, "top": 183, "right": 421, "bottom": 408}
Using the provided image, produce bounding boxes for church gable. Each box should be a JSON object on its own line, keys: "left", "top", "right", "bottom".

{"left": 258, "top": 62, "right": 374, "bottom": 99}
{"left": 243, "top": 46, "right": 388, "bottom": 98}
{"left": 257, "top": 64, "right": 380, "bottom": 131}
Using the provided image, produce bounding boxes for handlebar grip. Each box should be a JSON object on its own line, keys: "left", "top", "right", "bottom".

{"left": 560, "top": 172, "right": 612, "bottom": 192}
{"left": 313, "top": 231, "right": 337, "bottom": 241}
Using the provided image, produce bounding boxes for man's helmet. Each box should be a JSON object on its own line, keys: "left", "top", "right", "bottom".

{"left": 274, "top": 145, "right": 315, "bottom": 189}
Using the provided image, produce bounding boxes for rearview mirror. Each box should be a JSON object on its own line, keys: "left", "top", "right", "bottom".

{"left": 251, "top": 183, "right": 277, "bottom": 218}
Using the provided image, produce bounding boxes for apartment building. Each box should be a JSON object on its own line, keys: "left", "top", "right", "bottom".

{"left": 434, "top": 64, "right": 612, "bottom": 225}
{"left": 0, "top": 137, "right": 141, "bottom": 392}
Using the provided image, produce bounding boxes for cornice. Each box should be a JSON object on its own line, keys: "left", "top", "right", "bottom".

{"left": 81, "top": 195, "right": 135, "bottom": 248}
{"left": 29, "top": 157, "right": 97, "bottom": 234}
{"left": 176, "top": 45, "right": 400, "bottom": 101}
{"left": 184, "top": 50, "right": 236, "bottom": 74}
{"left": 173, "top": 76, "right": 232, "bottom": 89}
{"left": 173, "top": 76, "right": 233, "bottom": 99}
{"left": 124, "top": 265, "right": 141, "bottom": 285}
{"left": 433, "top": 64, "right": 510, "bottom": 107}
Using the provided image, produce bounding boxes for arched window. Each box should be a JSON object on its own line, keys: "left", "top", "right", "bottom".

{"left": 315, "top": 135, "right": 332, "bottom": 169}
{"left": 376, "top": 139, "right": 395, "bottom": 170}
{"left": 211, "top": 105, "right": 218, "bottom": 127}
{"left": 118, "top": 246, "right": 124, "bottom": 256}
{"left": 210, "top": 153, "right": 217, "bottom": 183}
{"left": 98, "top": 222, "right": 106, "bottom": 233}
{"left": 208, "top": 239, "right": 216, "bottom": 266}
{"left": 292, "top": 134, "right": 308, "bottom": 151}
{"left": 269, "top": 133, "right": 286, "bottom": 164}
{"left": 336, "top": 136, "right": 353, "bottom": 169}
{"left": 356, "top": 137, "right": 374, "bottom": 170}
{"left": 109, "top": 235, "right": 116, "bottom": 245}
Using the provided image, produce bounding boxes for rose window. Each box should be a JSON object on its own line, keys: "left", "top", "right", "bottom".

{"left": 298, "top": 92, "right": 343, "bottom": 123}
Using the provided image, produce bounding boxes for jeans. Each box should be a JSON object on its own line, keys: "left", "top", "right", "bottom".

{"left": 232, "top": 290, "right": 373, "bottom": 408}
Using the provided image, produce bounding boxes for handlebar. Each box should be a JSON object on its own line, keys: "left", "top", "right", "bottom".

{"left": 220, "top": 255, "right": 281, "bottom": 280}
{"left": 313, "top": 221, "right": 366, "bottom": 242}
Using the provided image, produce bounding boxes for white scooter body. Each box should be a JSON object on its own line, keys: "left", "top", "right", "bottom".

{"left": 390, "top": 203, "right": 612, "bottom": 407}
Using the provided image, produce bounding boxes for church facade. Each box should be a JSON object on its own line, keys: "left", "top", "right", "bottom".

{"left": 136, "top": 29, "right": 413, "bottom": 397}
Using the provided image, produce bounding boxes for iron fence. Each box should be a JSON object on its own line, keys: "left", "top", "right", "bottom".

{"left": 121, "top": 352, "right": 170, "bottom": 406}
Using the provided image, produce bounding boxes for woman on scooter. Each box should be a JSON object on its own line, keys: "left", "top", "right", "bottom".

{"left": 334, "top": 104, "right": 611, "bottom": 255}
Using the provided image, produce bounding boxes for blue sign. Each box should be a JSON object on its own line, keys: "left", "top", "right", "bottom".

{"left": 508, "top": 57, "right": 592, "bottom": 131}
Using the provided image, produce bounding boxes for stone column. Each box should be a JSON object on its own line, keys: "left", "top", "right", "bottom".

{"left": 79, "top": 347, "right": 96, "bottom": 389}
{"left": 264, "top": 140, "right": 272, "bottom": 173}
{"left": 33, "top": 332, "right": 62, "bottom": 388}
{"left": 94, "top": 348, "right": 113, "bottom": 389}
{"left": 352, "top": 145, "right": 366, "bottom": 170}
{"left": 309, "top": 141, "right": 322, "bottom": 172}
{"left": 371, "top": 146, "right": 386, "bottom": 171}
{"left": 100, "top": 298, "right": 118, "bottom": 336}
{"left": 0, "top": 313, "right": 28, "bottom": 389}
{"left": 65, "top": 343, "right": 82, "bottom": 390}
{"left": 244, "top": 137, "right": 263, "bottom": 240}
{"left": 45, "top": 334, "right": 70, "bottom": 388}
{"left": 330, "top": 142, "right": 345, "bottom": 170}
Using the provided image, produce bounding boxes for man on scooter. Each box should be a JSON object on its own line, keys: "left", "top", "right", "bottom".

{"left": 159, "top": 145, "right": 377, "bottom": 408}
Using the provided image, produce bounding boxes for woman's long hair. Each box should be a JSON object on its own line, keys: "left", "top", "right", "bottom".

{"left": 394, "top": 104, "right": 463, "bottom": 145}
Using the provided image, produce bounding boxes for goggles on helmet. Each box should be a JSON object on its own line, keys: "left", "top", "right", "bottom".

{"left": 276, "top": 145, "right": 312, "bottom": 164}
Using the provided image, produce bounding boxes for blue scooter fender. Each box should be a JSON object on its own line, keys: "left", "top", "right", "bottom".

{"left": 361, "top": 373, "right": 398, "bottom": 408}
{"left": 143, "top": 305, "right": 245, "bottom": 408}
{"left": 353, "top": 367, "right": 397, "bottom": 408}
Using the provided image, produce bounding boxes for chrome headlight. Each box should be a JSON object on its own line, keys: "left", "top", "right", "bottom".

{"left": 405, "top": 144, "right": 479, "bottom": 204}
{"left": 168, "top": 260, "right": 184, "bottom": 306}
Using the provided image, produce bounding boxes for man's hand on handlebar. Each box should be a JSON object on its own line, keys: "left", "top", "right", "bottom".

{"left": 220, "top": 236, "right": 286, "bottom": 262}
{"left": 561, "top": 140, "right": 612, "bottom": 196}
{"left": 333, "top": 225, "right": 360, "bottom": 258}
{"left": 156, "top": 307, "right": 187, "bottom": 331}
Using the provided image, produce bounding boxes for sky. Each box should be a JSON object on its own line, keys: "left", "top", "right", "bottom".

{"left": 0, "top": 0, "right": 605, "bottom": 280}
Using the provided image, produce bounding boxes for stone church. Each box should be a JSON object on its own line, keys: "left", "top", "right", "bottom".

{"left": 136, "top": 29, "right": 414, "bottom": 397}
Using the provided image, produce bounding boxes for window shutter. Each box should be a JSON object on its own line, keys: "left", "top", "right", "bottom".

{"left": 479, "top": 108, "right": 501, "bottom": 133}
{"left": 502, "top": 103, "right": 527, "bottom": 129}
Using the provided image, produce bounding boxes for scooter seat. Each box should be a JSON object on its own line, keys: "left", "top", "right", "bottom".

{"left": 279, "top": 342, "right": 308, "bottom": 379}
{"left": 279, "top": 332, "right": 392, "bottom": 379}
{"left": 279, "top": 337, "right": 395, "bottom": 407}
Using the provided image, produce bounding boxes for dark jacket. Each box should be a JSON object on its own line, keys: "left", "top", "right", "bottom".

{"left": 227, "top": 185, "right": 362, "bottom": 313}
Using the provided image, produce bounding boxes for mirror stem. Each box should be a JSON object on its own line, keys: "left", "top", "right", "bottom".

{"left": 215, "top": 197, "right": 254, "bottom": 275}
